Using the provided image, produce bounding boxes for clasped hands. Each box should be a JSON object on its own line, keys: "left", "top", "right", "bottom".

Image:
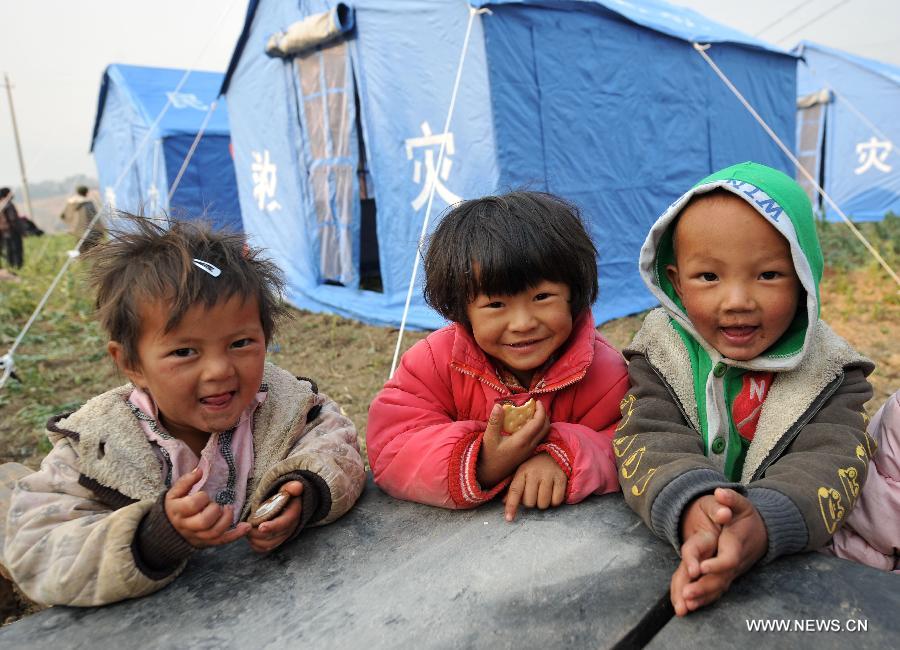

{"left": 671, "top": 487, "right": 769, "bottom": 616}
{"left": 164, "top": 467, "right": 304, "bottom": 553}
{"left": 476, "top": 401, "right": 568, "bottom": 521}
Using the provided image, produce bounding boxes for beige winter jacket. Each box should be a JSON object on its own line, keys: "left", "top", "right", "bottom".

{"left": 2, "top": 363, "right": 366, "bottom": 606}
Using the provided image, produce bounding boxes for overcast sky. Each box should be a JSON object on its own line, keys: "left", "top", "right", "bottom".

{"left": 2, "top": 0, "right": 898, "bottom": 186}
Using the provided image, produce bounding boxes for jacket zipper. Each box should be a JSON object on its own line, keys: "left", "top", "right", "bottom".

{"left": 750, "top": 372, "right": 844, "bottom": 481}
{"left": 452, "top": 365, "right": 509, "bottom": 395}
{"left": 451, "top": 365, "right": 586, "bottom": 396}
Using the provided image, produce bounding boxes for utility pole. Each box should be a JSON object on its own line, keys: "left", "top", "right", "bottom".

{"left": 3, "top": 72, "right": 35, "bottom": 223}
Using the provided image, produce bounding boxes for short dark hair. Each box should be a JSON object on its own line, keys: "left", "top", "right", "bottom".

{"left": 85, "top": 213, "right": 289, "bottom": 368}
{"left": 0, "top": 188, "right": 10, "bottom": 198}
{"left": 76, "top": 185, "right": 89, "bottom": 196}
{"left": 423, "top": 191, "right": 598, "bottom": 324}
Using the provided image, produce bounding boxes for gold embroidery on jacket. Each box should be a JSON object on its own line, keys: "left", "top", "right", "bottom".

{"left": 855, "top": 443, "right": 868, "bottom": 464}
{"left": 863, "top": 432, "right": 877, "bottom": 457}
{"left": 621, "top": 446, "right": 645, "bottom": 480}
{"left": 613, "top": 434, "right": 636, "bottom": 459}
{"left": 631, "top": 468, "right": 657, "bottom": 496}
{"left": 837, "top": 466, "right": 861, "bottom": 504}
{"left": 616, "top": 394, "right": 636, "bottom": 431}
{"left": 817, "top": 486, "right": 845, "bottom": 534}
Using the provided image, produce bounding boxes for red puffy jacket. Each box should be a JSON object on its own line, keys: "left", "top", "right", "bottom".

{"left": 367, "top": 312, "right": 629, "bottom": 509}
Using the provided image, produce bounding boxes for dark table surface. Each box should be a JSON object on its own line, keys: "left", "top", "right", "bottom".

{"left": 2, "top": 477, "right": 896, "bottom": 649}
{"left": 648, "top": 549, "right": 900, "bottom": 649}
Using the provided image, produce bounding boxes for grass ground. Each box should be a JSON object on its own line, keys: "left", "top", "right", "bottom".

{"left": 1, "top": 222, "right": 899, "bottom": 466}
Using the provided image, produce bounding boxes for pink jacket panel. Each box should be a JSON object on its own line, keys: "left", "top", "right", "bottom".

{"left": 367, "top": 312, "right": 629, "bottom": 509}
{"left": 829, "top": 390, "right": 900, "bottom": 571}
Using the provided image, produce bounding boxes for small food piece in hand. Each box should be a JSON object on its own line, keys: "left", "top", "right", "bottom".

{"left": 502, "top": 398, "right": 536, "bottom": 434}
{"left": 249, "top": 488, "right": 291, "bottom": 527}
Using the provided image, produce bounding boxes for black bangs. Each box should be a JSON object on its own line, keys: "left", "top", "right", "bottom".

{"left": 423, "top": 192, "right": 598, "bottom": 324}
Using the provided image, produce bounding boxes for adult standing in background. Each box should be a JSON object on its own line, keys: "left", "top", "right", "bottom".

{"left": 0, "top": 187, "right": 24, "bottom": 270}
{"left": 60, "top": 185, "right": 103, "bottom": 250}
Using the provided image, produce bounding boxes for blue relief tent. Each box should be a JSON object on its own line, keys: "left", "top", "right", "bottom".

{"left": 795, "top": 41, "right": 900, "bottom": 222}
{"left": 221, "top": 0, "right": 797, "bottom": 329}
{"left": 91, "top": 64, "right": 243, "bottom": 232}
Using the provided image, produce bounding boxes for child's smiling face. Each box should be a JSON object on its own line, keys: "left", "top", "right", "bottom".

{"left": 666, "top": 193, "right": 801, "bottom": 361}
{"left": 111, "top": 295, "right": 267, "bottom": 441}
{"left": 465, "top": 279, "right": 573, "bottom": 387}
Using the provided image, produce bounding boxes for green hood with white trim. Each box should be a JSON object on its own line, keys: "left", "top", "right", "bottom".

{"left": 637, "top": 161, "right": 824, "bottom": 480}
{"left": 639, "top": 161, "right": 823, "bottom": 371}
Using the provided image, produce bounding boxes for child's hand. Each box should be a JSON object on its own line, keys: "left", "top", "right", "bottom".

{"left": 670, "top": 492, "right": 732, "bottom": 616}
{"left": 503, "top": 452, "right": 567, "bottom": 521}
{"left": 247, "top": 481, "right": 305, "bottom": 554}
{"left": 477, "top": 402, "right": 551, "bottom": 488}
{"left": 165, "top": 468, "right": 250, "bottom": 548}
{"left": 673, "top": 488, "right": 768, "bottom": 616}
{"left": 686, "top": 489, "right": 768, "bottom": 607}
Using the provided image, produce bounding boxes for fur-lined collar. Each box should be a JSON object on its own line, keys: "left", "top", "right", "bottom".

{"left": 626, "top": 308, "right": 872, "bottom": 482}
{"left": 47, "top": 363, "right": 317, "bottom": 506}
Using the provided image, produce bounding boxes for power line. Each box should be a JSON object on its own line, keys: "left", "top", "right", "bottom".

{"left": 776, "top": 0, "right": 852, "bottom": 45}
{"left": 753, "top": 0, "right": 816, "bottom": 38}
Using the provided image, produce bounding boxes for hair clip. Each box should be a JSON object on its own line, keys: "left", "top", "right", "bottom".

{"left": 192, "top": 258, "right": 222, "bottom": 277}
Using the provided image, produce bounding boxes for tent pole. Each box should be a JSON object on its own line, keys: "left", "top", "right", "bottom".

{"left": 3, "top": 73, "right": 36, "bottom": 226}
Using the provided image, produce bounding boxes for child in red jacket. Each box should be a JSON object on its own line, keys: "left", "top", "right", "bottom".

{"left": 367, "top": 191, "right": 629, "bottom": 519}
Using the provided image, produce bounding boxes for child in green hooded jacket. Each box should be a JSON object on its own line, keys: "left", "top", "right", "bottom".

{"left": 614, "top": 162, "right": 875, "bottom": 616}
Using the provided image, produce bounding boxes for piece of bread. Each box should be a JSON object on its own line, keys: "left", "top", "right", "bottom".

{"left": 502, "top": 398, "right": 536, "bottom": 434}
{"left": 249, "top": 488, "right": 291, "bottom": 527}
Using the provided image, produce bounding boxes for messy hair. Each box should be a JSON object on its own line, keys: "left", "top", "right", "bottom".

{"left": 85, "top": 214, "right": 288, "bottom": 368}
{"left": 423, "top": 191, "right": 598, "bottom": 325}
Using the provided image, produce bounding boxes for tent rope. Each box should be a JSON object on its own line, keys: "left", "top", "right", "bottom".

{"left": 0, "top": 0, "right": 241, "bottom": 391}
{"left": 166, "top": 99, "right": 220, "bottom": 202}
{"left": 0, "top": 78, "right": 190, "bottom": 392}
{"left": 693, "top": 42, "right": 900, "bottom": 289}
{"left": 389, "top": 5, "right": 490, "bottom": 378}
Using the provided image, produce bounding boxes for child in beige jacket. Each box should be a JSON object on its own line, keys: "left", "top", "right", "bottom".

{"left": 1, "top": 216, "right": 366, "bottom": 607}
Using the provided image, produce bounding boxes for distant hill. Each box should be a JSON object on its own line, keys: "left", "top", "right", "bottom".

{"left": 14, "top": 174, "right": 97, "bottom": 200}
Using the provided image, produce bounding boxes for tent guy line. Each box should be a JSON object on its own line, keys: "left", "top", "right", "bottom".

{"left": 389, "top": 5, "right": 490, "bottom": 379}
{"left": 693, "top": 41, "right": 900, "bottom": 288}
{"left": 0, "top": 71, "right": 191, "bottom": 392}
{"left": 0, "top": 0, "right": 242, "bottom": 391}
{"left": 166, "top": 99, "right": 221, "bottom": 203}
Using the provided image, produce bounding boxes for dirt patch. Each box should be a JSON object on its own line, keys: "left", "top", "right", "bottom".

{"left": 819, "top": 266, "right": 899, "bottom": 407}
{"left": 263, "top": 313, "right": 430, "bottom": 459}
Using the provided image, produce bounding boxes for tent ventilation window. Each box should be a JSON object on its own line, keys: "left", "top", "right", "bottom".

{"left": 293, "top": 37, "right": 380, "bottom": 292}
{"left": 796, "top": 88, "right": 831, "bottom": 213}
